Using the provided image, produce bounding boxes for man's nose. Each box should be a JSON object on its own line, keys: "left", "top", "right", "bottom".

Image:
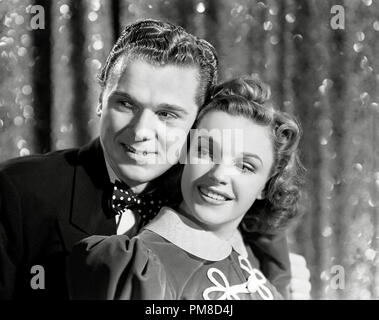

{"left": 132, "top": 109, "right": 156, "bottom": 142}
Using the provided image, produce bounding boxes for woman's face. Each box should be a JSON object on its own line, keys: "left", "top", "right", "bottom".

{"left": 180, "top": 111, "right": 274, "bottom": 239}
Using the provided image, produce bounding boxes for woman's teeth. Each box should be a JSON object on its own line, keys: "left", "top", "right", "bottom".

{"left": 199, "top": 186, "right": 228, "bottom": 201}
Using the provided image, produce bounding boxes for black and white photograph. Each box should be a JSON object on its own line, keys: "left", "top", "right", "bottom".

{"left": 0, "top": 0, "right": 378, "bottom": 306}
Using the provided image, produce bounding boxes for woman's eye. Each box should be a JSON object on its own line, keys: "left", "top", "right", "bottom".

{"left": 198, "top": 148, "right": 209, "bottom": 157}
{"left": 237, "top": 162, "right": 256, "bottom": 174}
{"left": 198, "top": 147, "right": 212, "bottom": 159}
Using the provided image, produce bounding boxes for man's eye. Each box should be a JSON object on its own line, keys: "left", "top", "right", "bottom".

{"left": 121, "top": 102, "right": 134, "bottom": 109}
{"left": 157, "top": 111, "right": 178, "bottom": 120}
{"left": 116, "top": 101, "right": 135, "bottom": 111}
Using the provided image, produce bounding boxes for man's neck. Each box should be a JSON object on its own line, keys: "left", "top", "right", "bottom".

{"left": 127, "top": 180, "right": 150, "bottom": 194}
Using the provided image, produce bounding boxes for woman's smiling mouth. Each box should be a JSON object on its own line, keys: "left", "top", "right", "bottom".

{"left": 197, "top": 185, "right": 234, "bottom": 204}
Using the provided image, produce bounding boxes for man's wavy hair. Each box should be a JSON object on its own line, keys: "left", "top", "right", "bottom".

{"left": 98, "top": 19, "right": 218, "bottom": 107}
{"left": 195, "top": 76, "right": 304, "bottom": 234}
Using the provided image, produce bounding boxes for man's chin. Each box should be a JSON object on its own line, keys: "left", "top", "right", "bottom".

{"left": 118, "top": 163, "right": 170, "bottom": 186}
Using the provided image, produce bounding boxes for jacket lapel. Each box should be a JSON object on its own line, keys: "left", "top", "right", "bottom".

{"left": 59, "top": 138, "right": 116, "bottom": 252}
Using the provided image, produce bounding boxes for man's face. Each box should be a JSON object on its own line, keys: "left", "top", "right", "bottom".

{"left": 99, "top": 58, "right": 200, "bottom": 190}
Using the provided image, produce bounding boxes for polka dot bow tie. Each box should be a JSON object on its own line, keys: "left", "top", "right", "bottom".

{"left": 110, "top": 180, "right": 170, "bottom": 224}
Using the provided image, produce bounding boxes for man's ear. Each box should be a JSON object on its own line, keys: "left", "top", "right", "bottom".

{"left": 96, "top": 90, "right": 104, "bottom": 117}
{"left": 96, "top": 103, "right": 102, "bottom": 117}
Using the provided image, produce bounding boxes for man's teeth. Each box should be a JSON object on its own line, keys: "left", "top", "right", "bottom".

{"left": 124, "top": 145, "right": 148, "bottom": 156}
{"left": 199, "top": 187, "right": 228, "bottom": 201}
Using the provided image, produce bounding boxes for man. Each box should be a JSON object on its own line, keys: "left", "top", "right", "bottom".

{"left": 0, "top": 19, "right": 295, "bottom": 300}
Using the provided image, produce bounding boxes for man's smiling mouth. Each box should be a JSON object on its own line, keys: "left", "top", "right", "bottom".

{"left": 121, "top": 143, "right": 157, "bottom": 156}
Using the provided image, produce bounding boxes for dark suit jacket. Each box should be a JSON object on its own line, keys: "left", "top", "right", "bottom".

{"left": 0, "top": 138, "right": 290, "bottom": 299}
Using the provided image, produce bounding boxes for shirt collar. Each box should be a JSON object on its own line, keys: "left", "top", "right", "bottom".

{"left": 104, "top": 157, "right": 118, "bottom": 184}
{"left": 143, "top": 207, "right": 248, "bottom": 261}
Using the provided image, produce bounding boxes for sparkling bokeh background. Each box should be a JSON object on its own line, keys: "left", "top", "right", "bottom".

{"left": 0, "top": 0, "right": 378, "bottom": 299}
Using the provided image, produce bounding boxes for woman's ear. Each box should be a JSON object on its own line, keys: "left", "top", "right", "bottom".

{"left": 256, "top": 188, "right": 265, "bottom": 200}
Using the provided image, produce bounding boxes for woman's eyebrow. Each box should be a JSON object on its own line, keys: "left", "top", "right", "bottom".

{"left": 243, "top": 152, "right": 263, "bottom": 166}
{"left": 197, "top": 135, "right": 214, "bottom": 145}
{"left": 197, "top": 135, "right": 220, "bottom": 154}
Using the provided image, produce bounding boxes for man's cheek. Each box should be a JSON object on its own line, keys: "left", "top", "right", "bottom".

{"left": 100, "top": 111, "right": 116, "bottom": 129}
{"left": 111, "top": 111, "right": 126, "bottom": 125}
{"left": 112, "top": 119, "right": 134, "bottom": 138}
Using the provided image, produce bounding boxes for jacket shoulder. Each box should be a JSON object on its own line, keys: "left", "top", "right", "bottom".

{"left": 0, "top": 147, "right": 79, "bottom": 188}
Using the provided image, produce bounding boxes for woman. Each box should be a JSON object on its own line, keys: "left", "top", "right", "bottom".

{"left": 67, "top": 76, "right": 302, "bottom": 300}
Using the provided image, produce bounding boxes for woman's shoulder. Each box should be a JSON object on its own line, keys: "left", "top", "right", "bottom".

{"left": 70, "top": 232, "right": 172, "bottom": 268}
{"left": 67, "top": 233, "right": 173, "bottom": 299}
{"left": 70, "top": 230, "right": 199, "bottom": 270}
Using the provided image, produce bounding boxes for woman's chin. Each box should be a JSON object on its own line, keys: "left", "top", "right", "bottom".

{"left": 191, "top": 206, "right": 226, "bottom": 229}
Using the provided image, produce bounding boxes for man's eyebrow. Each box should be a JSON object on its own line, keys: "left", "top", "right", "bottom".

{"left": 158, "top": 103, "right": 190, "bottom": 115}
{"left": 243, "top": 152, "right": 263, "bottom": 166}
{"left": 111, "top": 91, "right": 142, "bottom": 107}
{"left": 110, "top": 91, "right": 190, "bottom": 115}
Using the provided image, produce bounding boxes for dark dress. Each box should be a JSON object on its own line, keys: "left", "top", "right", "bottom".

{"left": 67, "top": 207, "right": 283, "bottom": 300}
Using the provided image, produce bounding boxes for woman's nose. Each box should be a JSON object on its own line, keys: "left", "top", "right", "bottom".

{"left": 208, "top": 163, "right": 231, "bottom": 185}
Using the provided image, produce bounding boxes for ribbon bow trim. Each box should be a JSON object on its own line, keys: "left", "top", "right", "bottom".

{"left": 203, "top": 256, "right": 274, "bottom": 300}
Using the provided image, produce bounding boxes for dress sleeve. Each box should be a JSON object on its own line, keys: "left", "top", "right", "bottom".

{"left": 67, "top": 235, "right": 173, "bottom": 300}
